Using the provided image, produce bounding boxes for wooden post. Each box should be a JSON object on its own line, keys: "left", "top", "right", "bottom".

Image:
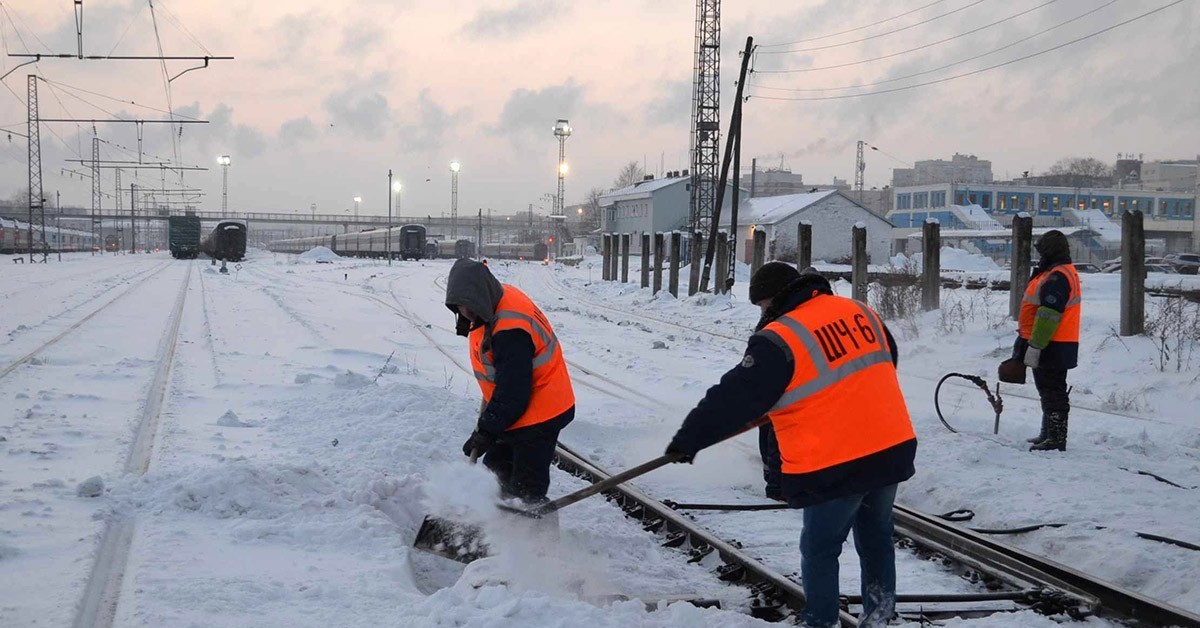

{"left": 1009, "top": 214, "right": 1032, "bottom": 320}
{"left": 851, "top": 224, "right": 868, "bottom": 302}
{"left": 601, "top": 234, "right": 611, "bottom": 281}
{"left": 640, "top": 233, "right": 650, "bottom": 288}
{"left": 609, "top": 233, "right": 620, "bottom": 282}
{"left": 688, "top": 231, "right": 703, "bottom": 295}
{"left": 797, "top": 221, "right": 812, "bottom": 270}
{"left": 669, "top": 231, "right": 681, "bottom": 297}
{"left": 620, "top": 233, "right": 630, "bottom": 283}
{"left": 921, "top": 219, "right": 941, "bottom": 311}
{"left": 653, "top": 232, "right": 664, "bottom": 294}
{"left": 751, "top": 228, "right": 766, "bottom": 277}
{"left": 1120, "top": 210, "right": 1145, "bottom": 336}
{"left": 715, "top": 231, "right": 729, "bottom": 294}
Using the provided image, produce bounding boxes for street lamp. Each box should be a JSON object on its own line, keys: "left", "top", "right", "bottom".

{"left": 387, "top": 171, "right": 400, "bottom": 265}
{"left": 353, "top": 196, "right": 362, "bottom": 219}
{"left": 552, "top": 119, "right": 571, "bottom": 260}
{"left": 217, "top": 155, "right": 231, "bottom": 213}
{"left": 449, "top": 160, "right": 461, "bottom": 239}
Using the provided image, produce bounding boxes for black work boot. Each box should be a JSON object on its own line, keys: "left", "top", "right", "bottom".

{"left": 1029, "top": 412, "right": 1067, "bottom": 451}
{"left": 1026, "top": 414, "right": 1050, "bottom": 444}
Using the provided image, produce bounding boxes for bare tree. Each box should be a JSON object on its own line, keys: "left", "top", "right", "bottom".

{"left": 1046, "top": 157, "right": 1113, "bottom": 179}
{"left": 584, "top": 187, "right": 605, "bottom": 232}
{"left": 613, "top": 161, "right": 645, "bottom": 190}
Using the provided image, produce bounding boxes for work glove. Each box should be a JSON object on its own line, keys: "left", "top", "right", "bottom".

{"left": 1023, "top": 346, "right": 1042, "bottom": 369}
{"left": 664, "top": 440, "right": 696, "bottom": 464}
{"left": 462, "top": 429, "right": 496, "bottom": 458}
{"left": 997, "top": 358, "right": 1026, "bottom": 384}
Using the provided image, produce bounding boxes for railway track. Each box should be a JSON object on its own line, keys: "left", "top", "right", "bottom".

{"left": 72, "top": 264, "right": 192, "bottom": 628}
{"left": 550, "top": 442, "right": 1200, "bottom": 627}
{"left": 273, "top": 262, "right": 1198, "bottom": 625}
{"left": 0, "top": 261, "right": 172, "bottom": 381}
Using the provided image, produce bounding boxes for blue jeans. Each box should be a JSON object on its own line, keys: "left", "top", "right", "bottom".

{"left": 799, "top": 484, "right": 898, "bottom": 628}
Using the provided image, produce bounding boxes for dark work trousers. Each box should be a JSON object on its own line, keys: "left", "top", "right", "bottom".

{"left": 1032, "top": 367, "right": 1070, "bottom": 415}
{"left": 481, "top": 419, "right": 566, "bottom": 502}
{"left": 759, "top": 423, "right": 782, "bottom": 498}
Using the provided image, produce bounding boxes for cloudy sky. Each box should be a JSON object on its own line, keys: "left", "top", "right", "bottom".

{"left": 0, "top": 0, "right": 1196, "bottom": 217}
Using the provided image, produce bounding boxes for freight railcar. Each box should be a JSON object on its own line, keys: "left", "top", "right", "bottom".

{"left": 267, "top": 224, "right": 428, "bottom": 260}
{"left": 478, "top": 242, "right": 548, "bottom": 261}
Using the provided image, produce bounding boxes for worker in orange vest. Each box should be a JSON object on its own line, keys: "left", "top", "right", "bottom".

{"left": 1001, "top": 230, "right": 1081, "bottom": 451}
{"left": 667, "top": 263, "right": 916, "bottom": 628}
{"left": 444, "top": 259, "right": 575, "bottom": 503}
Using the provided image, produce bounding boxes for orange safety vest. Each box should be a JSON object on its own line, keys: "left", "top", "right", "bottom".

{"left": 759, "top": 295, "right": 915, "bottom": 475}
{"left": 469, "top": 285, "right": 575, "bottom": 430}
{"left": 1018, "top": 263, "right": 1081, "bottom": 343}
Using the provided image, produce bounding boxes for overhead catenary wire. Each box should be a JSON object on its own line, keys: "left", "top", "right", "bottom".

{"left": 753, "top": 0, "right": 1123, "bottom": 91}
{"left": 748, "top": 0, "right": 1186, "bottom": 102}
{"left": 41, "top": 78, "right": 201, "bottom": 120}
{"left": 757, "top": 0, "right": 991, "bottom": 54}
{"left": 754, "top": 0, "right": 1062, "bottom": 74}
{"left": 758, "top": 0, "right": 951, "bottom": 48}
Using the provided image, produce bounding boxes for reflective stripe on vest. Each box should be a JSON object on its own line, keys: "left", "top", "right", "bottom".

{"left": 760, "top": 295, "right": 914, "bottom": 475}
{"left": 1018, "top": 263, "right": 1081, "bottom": 343}
{"left": 469, "top": 285, "right": 575, "bottom": 430}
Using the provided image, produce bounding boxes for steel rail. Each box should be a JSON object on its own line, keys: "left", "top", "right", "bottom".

{"left": 553, "top": 442, "right": 857, "bottom": 625}
{"left": 893, "top": 505, "right": 1200, "bottom": 627}
{"left": 554, "top": 442, "right": 1200, "bottom": 627}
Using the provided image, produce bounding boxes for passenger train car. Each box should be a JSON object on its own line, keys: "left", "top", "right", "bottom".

{"left": 200, "top": 221, "right": 248, "bottom": 262}
{"left": 0, "top": 216, "right": 100, "bottom": 254}
{"left": 267, "top": 224, "right": 427, "bottom": 260}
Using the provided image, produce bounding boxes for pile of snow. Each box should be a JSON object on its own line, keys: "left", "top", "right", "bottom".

{"left": 296, "top": 246, "right": 340, "bottom": 263}
{"left": 891, "top": 247, "right": 1001, "bottom": 273}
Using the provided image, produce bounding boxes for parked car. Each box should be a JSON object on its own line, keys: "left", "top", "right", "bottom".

{"left": 1146, "top": 264, "right": 1177, "bottom": 274}
{"left": 1164, "top": 253, "right": 1200, "bottom": 275}
{"left": 1102, "top": 263, "right": 1121, "bottom": 274}
{"left": 1074, "top": 262, "right": 1101, "bottom": 273}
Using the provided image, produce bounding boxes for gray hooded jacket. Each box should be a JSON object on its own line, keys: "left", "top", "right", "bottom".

{"left": 445, "top": 259, "right": 506, "bottom": 344}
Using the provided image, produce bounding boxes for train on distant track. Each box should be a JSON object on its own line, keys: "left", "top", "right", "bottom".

{"left": 267, "top": 224, "right": 428, "bottom": 260}
{"left": 267, "top": 225, "right": 548, "bottom": 263}
{"left": 200, "top": 220, "right": 247, "bottom": 262}
{"left": 0, "top": 215, "right": 100, "bottom": 254}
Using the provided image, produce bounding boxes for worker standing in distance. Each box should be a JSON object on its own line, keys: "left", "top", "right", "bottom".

{"left": 666, "top": 263, "right": 916, "bottom": 628}
{"left": 999, "top": 230, "right": 1081, "bottom": 451}
{"left": 444, "top": 259, "right": 575, "bottom": 505}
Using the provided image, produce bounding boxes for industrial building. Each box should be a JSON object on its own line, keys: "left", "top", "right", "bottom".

{"left": 719, "top": 190, "right": 894, "bottom": 265}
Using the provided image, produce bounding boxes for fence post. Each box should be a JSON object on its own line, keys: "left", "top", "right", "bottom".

{"left": 669, "top": 231, "right": 681, "bottom": 297}
{"left": 851, "top": 224, "right": 868, "bottom": 302}
{"left": 609, "top": 233, "right": 620, "bottom": 282}
{"left": 653, "top": 232, "right": 664, "bottom": 294}
{"left": 688, "top": 230, "right": 703, "bottom": 295}
{"left": 601, "top": 234, "right": 611, "bottom": 281}
{"left": 620, "top": 233, "right": 630, "bottom": 283}
{"left": 1009, "top": 214, "right": 1032, "bottom": 320}
{"left": 921, "top": 219, "right": 941, "bottom": 311}
{"left": 797, "top": 221, "right": 812, "bottom": 270}
{"left": 715, "top": 230, "right": 729, "bottom": 294}
{"left": 640, "top": 233, "right": 650, "bottom": 288}
{"left": 1120, "top": 210, "right": 1145, "bottom": 336}
{"left": 751, "top": 228, "right": 766, "bottom": 277}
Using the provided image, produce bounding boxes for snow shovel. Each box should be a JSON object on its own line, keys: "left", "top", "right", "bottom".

{"left": 412, "top": 416, "right": 770, "bottom": 564}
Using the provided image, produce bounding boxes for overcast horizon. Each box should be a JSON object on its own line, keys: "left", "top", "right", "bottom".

{"left": 0, "top": 0, "right": 1196, "bottom": 217}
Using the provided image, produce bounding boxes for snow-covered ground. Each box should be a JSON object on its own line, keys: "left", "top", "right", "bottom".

{"left": 1, "top": 250, "right": 1197, "bottom": 627}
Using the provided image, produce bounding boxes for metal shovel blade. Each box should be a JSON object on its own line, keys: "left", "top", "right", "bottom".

{"left": 412, "top": 514, "right": 491, "bottom": 564}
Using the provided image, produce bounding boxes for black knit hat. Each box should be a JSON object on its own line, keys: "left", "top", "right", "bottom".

{"left": 749, "top": 261, "right": 801, "bottom": 304}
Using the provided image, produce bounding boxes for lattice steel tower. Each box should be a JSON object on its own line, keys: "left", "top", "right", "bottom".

{"left": 855, "top": 140, "right": 865, "bottom": 195}
{"left": 689, "top": 0, "right": 720, "bottom": 289}
{"left": 27, "top": 75, "right": 46, "bottom": 263}
{"left": 92, "top": 136, "right": 101, "bottom": 255}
